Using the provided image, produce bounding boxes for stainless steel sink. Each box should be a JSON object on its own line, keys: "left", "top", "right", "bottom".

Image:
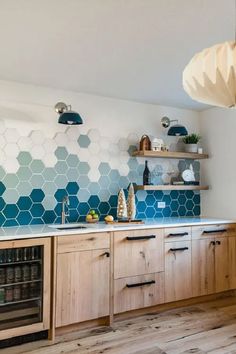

{"left": 48, "top": 223, "right": 89, "bottom": 230}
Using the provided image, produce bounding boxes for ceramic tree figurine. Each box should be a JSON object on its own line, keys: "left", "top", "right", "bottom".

{"left": 127, "top": 183, "right": 136, "bottom": 220}
{"left": 117, "top": 189, "right": 127, "bottom": 219}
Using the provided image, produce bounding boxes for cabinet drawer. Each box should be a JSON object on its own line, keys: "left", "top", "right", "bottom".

{"left": 57, "top": 232, "right": 110, "bottom": 253}
{"left": 114, "top": 229, "right": 164, "bottom": 279}
{"left": 164, "top": 227, "right": 191, "bottom": 242}
{"left": 114, "top": 272, "right": 164, "bottom": 314}
{"left": 192, "top": 224, "right": 236, "bottom": 240}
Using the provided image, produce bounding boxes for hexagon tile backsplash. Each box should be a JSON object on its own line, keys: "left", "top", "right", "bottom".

{"left": 0, "top": 122, "right": 200, "bottom": 226}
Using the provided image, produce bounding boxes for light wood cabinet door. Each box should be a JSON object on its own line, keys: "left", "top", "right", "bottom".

{"left": 114, "top": 229, "right": 164, "bottom": 279}
{"left": 192, "top": 238, "right": 215, "bottom": 296}
{"left": 215, "top": 237, "right": 230, "bottom": 293}
{"left": 114, "top": 272, "right": 164, "bottom": 314}
{"left": 56, "top": 249, "right": 110, "bottom": 327}
{"left": 165, "top": 241, "right": 192, "bottom": 302}
{"left": 228, "top": 236, "right": 236, "bottom": 289}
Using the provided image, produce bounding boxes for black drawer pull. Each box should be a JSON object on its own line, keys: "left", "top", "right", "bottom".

{"left": 126, "top": 235, "right": 156, "bottom": 241}
{"left": 168, "top": 232, "right": 188, "bottom": 237}
{"left": 100, "top": 252, "right": 110, "bottom": 257}
{"left": 126, "top": 280, "right": 155, "bottom": 288}
{"left": 216, "top": 240, "right": 221, "bottom": 245}
{"left": 210, "top": 241, "right": 216, "bottom": 246}
{"left": 203, "top": 229, "right": 227, "bottom": 234}
{"left": 169, "top": 247, "right": 189, "bottom": 252}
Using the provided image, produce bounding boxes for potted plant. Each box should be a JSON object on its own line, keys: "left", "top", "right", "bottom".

{"left": 182, "top": 134, "right": 201, "bottom": 153}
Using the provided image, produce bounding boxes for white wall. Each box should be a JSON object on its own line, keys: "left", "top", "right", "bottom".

{"left": 200, "top": 107, "right": 236, "bottom": 218}
{"left": 0, "top": 80, "right": 200, "bottom": 140}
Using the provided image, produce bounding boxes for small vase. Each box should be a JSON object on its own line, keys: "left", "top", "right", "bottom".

{"left": 185, "top": 144, "right": 198, "bottom": 153}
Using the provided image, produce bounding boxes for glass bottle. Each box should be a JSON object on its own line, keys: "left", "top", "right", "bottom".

{"left": 143, "top": 160, "right": 151, "bottom": 185}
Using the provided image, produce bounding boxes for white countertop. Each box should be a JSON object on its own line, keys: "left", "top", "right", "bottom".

{"left": 0, "top": 217, "right": 234, "bottom": 241}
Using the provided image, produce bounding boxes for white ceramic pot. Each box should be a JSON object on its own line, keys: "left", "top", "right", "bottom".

{"left": 185, "top": 144, "right": 198, "bottom": 153}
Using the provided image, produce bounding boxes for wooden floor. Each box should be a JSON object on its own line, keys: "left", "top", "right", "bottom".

{"left": 3, "top": 296, "right": 236, "bottom": 354}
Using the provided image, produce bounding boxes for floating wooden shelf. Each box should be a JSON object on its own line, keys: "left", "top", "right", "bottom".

{"left": 132, "top": 150, "right": 208, "bottom": 160}
{"left": 134, "top": 185, "right": 209, "bottom": 191}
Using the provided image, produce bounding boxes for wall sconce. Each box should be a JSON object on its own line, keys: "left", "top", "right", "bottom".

{"left": 55, "top": 102, "right": 83, "bottom": 125}
{"left": 161, "top": 116, "right": 188, "bottom": 136}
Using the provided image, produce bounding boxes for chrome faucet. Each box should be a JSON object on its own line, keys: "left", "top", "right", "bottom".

{"left": 61, "top": 195, "right": 69, "bottom": 224}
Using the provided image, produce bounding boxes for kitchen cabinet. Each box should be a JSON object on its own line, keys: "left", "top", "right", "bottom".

{"left": 192, "top": 238, "right": 215, "bottom": 296}
{"left": 164, "top": 241, "right": 192, "bottom": 302}
{"left": 55, "top": 233, "right": 110, "bottom": 327}
{"left": 114, "top": 272, "right": 164, "bottom": 314}
{"left": 114, "top": 229, "right": 164, "bottom": 279}
{"left": 192, "top": 225, "right": 236, "bottom": 296}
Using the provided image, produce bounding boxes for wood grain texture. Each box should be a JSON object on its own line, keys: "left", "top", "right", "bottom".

{"left": 192, "top": 224, "right": 236, "bottom": 240}
{"left": 132, "top": 150, "right": 209, "bottom": 160}
{"left": 114, "top": 229, "right": 164, "bottom": 279}
{"left": 56, "top": 249, "right": 110, "bottom": 327}
{"left": 164, "top": 226, "right": 191, "bottom": 242}
{"left": 114, "top": 272, "right": 164, "bottom": 314}
{"left": 134, "top": 185, "right": 209, "bottom": 191}
{"left": 4, "top": 296, "right": 236, "bottom": 354}
{"left": 57, "top": 232, "right": 110, "bottom": 253}
{"left": 192, "top": 238, "right": 215, "bottom": 296}
{"left": 165, "top": 241, "right": 192, "bottom": 302}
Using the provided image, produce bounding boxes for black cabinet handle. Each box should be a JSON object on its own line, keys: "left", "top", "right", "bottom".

{"left": 126, "top": 280, "right": 155, "bottom": 288}
{"left": 216, "top": 240, "right": 221, "bottom": 245}
{"left": 101, "top": 252, "right": 110, "bottom": 257}
{"left": 168, "top": 232, "right": 188, "bottom": 237}
{"left": 203, "top": 229, "right": 227, "bottom": 234}
{"left": 169, "top": 247, "right": 189, "bottom": 252}
{"left": 210, "top": 241, "right": 216, "bottom": 246}
{"left": 126, "top": 235, "right": 156, "bottom": 241}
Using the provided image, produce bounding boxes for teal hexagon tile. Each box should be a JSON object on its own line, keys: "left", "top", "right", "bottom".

{"left": 66, "top": 154, "right": 79, "bottom": 168}
{"left": 119, "top": 176, "right": 129, "bottom": 189}
{"left": 67, "top": 168, "right": 79, "bottom": 181}
{"left": 3, "top": 204, "right": 19, "bottom": 218}
{"left": 17, "top": 151, "right": 32, "bottom": 166}
{"left": 78, "top": 162, "right": 90, "bottom": 175}
{"left": 17, "top": 181, "right": 32, "bottom": 195}
{"left": 30, "top": 160, "right": 45, "bottom": 173}
{"left": 77, "top": 188, "right": 90, "bottom": 202}
{"left": 127, "top": 158, "right": 139, "bottom": 170}
{"left": 17, "top": 166, "right": 32, "bottom": 181}
{"left": 88, "top": 182, "right": 100, "bottom": 195}
{"left": 178, "top": 160, "right": 187, "bottom": 172}
{"left": 3, "top": 173, "right": 19, "bottom": 188}
{"left": 136, "top": 190, "right": 147, "bottom": 201}
{"left": 98, "top": 162, "right": 111, "bottom": 175}
{"left": 43, "top": 167, "right": 57, "bottom": 182}
{"left": 54, "top": 175, "right": 68, "bottom": 188}
{"left": 109, "top": 169, "right": 120, "bottom": 182}
{"left": 98, "top": 189, "right": 110, "bottom": 201}
{"left": 78, "top": 175, "right": 90, "bottom": 188}
{"left": 17, "top": 196, "right": 32, "bottom": 211}
{"left": 30, "top": 174, "right": 45, "bottom": 188}
{"left": 98, "top": 176, "right": 110, "bottom": 189}
{"left": 55, "top": 161, "right": 68, "bottom": 174}
{"left": 55, "top": 147, "right": 68, "bottom": 160}
{"left": 3, "top": 189, "right": 19, "bottom": 203}
{"left": 77, "top": 134, "right": 91, "bottom": 148}
{"left": 42, "top": 182, "right": 57, "bottom": 195}
{"left": 193, "top": 161, "right": 200, "bottom": 172}
{"left": 109, "top": 182, "right": 119, "bottom": 194}
{"left": 42, "top": 195, "right": 57, "bottom": 210}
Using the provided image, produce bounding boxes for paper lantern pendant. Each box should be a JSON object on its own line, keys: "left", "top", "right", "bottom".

{"left": 183, "top": 41, "right": 236, "bottom": 108}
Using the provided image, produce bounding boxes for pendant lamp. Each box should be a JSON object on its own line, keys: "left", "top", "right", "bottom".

{"left": 183, "top": 41, "right": 236, "bottom": 107}
{"left": 55, "top": 102, "right": 83, "bottom": 125}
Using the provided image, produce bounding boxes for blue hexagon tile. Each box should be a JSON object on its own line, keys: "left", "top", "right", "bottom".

{"left": 0, "top": 123, "right": 201, "bottom": 226}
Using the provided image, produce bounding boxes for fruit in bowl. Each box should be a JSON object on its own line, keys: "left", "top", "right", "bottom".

{"left": 104, "top": 215, "right": 114, "bottom": 223}
{"left": 86, "top": 210, "right": 99, "bottom": 223}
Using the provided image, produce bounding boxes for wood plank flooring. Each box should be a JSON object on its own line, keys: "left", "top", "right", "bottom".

{"left": 3, "top": 296, "right": 236, "bottom": 354}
